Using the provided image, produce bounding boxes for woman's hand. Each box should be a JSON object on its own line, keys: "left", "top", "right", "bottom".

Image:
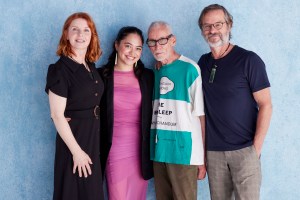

{"left": 72, "top": 149, "right": 93, "bottom": 178}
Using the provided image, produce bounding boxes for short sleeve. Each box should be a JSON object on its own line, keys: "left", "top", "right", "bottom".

{"left": 244, "top": 52, "right": 271, "bottom": 93}
{"left": 190, "top": 75, "right": 205, "bottom": 116}
{"left": 188, "top": 65, "right": 205, "bottom": 117}
{"left": 45, "top": 64, "right": 68, "bottom": 98}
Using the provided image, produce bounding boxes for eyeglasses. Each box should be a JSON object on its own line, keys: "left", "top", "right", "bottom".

{"left": 202, "top": 22, "right": 227, "bottom": 31}
{"left": 146, "top": 34, "right": 173, "bottom": 47}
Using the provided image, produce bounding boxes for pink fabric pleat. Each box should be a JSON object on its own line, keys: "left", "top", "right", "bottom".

{"left": 106, "top": 70, "right": 147, "bottom": 200}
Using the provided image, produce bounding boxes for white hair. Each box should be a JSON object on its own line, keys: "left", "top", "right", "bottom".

{"left": 147, "top": 21, "right": 173, "bottom": 35}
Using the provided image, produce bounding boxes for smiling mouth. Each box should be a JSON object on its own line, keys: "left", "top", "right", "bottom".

{"left": 126, "top": 55, "right": 135, "bottom": 60}
{"left": 208, "top": 33, "right": 221, "bottom": 39}
{"left": 75, "top": 39, "right": 86, "bottom": 43}
{"left": 155, "top": 52, "right": 164, "bottom": 56}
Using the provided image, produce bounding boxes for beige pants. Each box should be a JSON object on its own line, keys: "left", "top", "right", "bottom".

{"left": 207, "top": 145, "right": 262, "bottom": 200}
{"left": 153, "top": 162, "right": 198, "bottom": 200}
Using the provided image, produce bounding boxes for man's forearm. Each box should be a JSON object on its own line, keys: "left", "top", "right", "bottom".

{"left": 253, "top": 104, "right": 272, "bottom": 156}
{"left": 199, "top": 115, "right": 206, "bottom": 158}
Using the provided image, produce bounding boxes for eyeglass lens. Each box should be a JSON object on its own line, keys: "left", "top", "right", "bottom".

{"left": 147, "top": 34, "right": 172, "bottom": 47}
{"left": 203, "top": 22, "right": 224, "bottom": 31}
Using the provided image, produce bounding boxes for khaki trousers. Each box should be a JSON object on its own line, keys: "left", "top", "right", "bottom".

{"left": 207, "top": 146, "right": 262, "bottom": 200}
{"left": 153, "top": 161, "right": 198, "bottom": 200}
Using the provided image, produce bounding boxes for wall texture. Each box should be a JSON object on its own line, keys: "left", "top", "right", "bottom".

{"left": 0, "top": 0, "right": 299, "bottom": 199}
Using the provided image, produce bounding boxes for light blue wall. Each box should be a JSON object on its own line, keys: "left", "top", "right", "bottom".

{"left": 0, "top": 0, "right": 299, "bottom": 199}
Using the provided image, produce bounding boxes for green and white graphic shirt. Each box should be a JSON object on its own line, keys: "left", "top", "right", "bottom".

{"left": 150, "top": 55, "right": 205, "bottom": 165}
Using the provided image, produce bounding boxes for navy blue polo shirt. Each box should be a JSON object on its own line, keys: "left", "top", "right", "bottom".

{"left": 198, "top": 46, "right": 270, "bottom": 151}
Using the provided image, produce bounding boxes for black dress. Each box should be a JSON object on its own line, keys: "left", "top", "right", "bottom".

{"left": 45, "top": 56, "right": 104, "bottom": 200}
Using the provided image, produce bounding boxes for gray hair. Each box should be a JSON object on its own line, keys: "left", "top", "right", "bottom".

{"left": 198, "top": 4, "right": 233, "bottom": 30}
{"left": 147, "top": 21, "right": 173, "bottom": 35}
{"left": 198, "top": 4, "right": 233, "bottom": 39}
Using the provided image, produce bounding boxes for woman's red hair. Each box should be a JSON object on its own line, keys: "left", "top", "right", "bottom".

{"left": 56, "top": 12, "right": 102, "bottom": 62}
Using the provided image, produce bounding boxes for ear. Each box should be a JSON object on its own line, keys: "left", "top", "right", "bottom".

{"left": 201, "top": 30, "right": 205, "bottom": 37}
{"left": 171, "top": 35, "right": 176, "bottom": 46}
{"left": 228, "top": 22, "right": 233, "bottom": 29}
{"left": 114, "top": 41, "right": 119, "bottom": 51}
{"left": 64, "top": 30, "right": 69, "bottom": 41}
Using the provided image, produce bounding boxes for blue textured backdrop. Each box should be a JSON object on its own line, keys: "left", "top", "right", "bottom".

{"left": 0, "top": 0, "right": 299, "bottom": 199}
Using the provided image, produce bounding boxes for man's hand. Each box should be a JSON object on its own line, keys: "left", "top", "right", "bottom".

{"left": 253, "top": 144, "right": 261, "bottom": 158}
{"left": 197, "top": 164, "right": 206, "bottom": 180}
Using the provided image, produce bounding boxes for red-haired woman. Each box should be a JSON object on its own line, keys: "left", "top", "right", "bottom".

{"left": 45, "top": 12, "right": 104, "bottom": 200}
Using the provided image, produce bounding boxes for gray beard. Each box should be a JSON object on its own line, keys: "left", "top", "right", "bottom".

{"left": 206, "top": 32, "right": 230, "bottom": 48}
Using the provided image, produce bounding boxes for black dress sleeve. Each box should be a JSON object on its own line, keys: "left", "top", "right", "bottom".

{"left": 45, "top": 64, "right": 68, "bottom": 98}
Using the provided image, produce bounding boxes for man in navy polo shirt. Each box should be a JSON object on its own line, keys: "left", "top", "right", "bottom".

{"left": 198, "top": 4, "right": 272, "bottom": 200}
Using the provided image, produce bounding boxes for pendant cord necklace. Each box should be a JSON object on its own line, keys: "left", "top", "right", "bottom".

{"left": 209, "top": 43, "right": 231, "bottom": 83}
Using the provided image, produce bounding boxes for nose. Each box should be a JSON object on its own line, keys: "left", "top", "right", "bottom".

{"left": 129, "top": 48, "right": 138, "bottom": 58}
{"left": 129, "top": 50, "right": 134, "bottom": 56}
{"left": 76, "top": 29, "right": 84, "bottom": 36}
{"left": 208, "top": 25, "right": 219, "bottom": 33}
{"left": 154, "top": 42, "right": 162, "bottom": 50}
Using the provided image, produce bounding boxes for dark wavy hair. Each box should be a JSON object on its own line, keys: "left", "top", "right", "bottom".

{"left": 102, "top": 26, "right": 145, "bottom": 78}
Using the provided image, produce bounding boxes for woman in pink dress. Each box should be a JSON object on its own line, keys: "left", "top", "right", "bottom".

{"left": 98, "top": 27, "right": 154, "bottom": 200}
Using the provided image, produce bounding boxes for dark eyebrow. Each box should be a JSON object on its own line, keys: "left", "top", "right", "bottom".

{"left": 124, "top": 42, "right": 143, "bottom": 48}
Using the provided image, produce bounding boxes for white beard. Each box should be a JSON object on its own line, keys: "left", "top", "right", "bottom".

{"left": 206, "top": 32, "right": 230, "bottom": 48}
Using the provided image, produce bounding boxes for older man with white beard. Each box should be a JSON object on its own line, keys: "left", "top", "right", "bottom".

{"left": 147, "top": 21, "right": 206, "bottom": 200}
{"left": 197, "top": 4, "right": 272, "bottom": 200}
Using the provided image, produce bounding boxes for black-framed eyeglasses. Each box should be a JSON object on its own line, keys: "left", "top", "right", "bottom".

{"left": 146, "top": 34, "right": 173, "bottom": 47}
{"left": 202, "top": 22, "right": 227, "bottom": 31}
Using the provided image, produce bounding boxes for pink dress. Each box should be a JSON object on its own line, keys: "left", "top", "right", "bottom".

{"left": 106, "top": 70, "right": 148, "bottom": 200}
